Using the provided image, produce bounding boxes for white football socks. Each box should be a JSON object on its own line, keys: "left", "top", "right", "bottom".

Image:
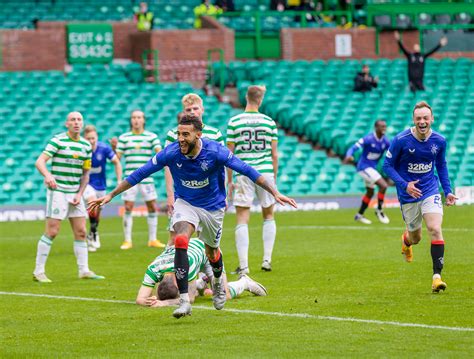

{"left": 34, "top": 235, "right": 52, "bottom": 275}
{"left": 262, "top": 219, "right": 276, "bottom": 263}
{"left": 235, "top": 224, "right": 249, "bottom": 270}
{"left": 74, "top": 240, "right": 90, "bottom": 274}
{"left": 147, "top": 212, "right": 158, "bottom": 242}
{"left": 123, "top": 211, "right": 133, "bottom": 242}
{"left": 227, "top": 277, "right": 247, "bottom": 299}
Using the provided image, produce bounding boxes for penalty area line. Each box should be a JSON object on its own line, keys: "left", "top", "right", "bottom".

{"left": 1, "top": 291, "right": 473, "bottom": 333}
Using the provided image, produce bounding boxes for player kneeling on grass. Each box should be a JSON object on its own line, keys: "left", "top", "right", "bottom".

{"left": 382, "top": 101, "right": 456, "bottom": 293}
{"left": 33, "top": 112, "right": 104, "bottom": 283}
{"left": 136, "top": 238, "right": 267, "bottom": 309}
{"left": 89, "top": 115, "right": 296, "bottom": 319}
{"left": 83, "top": 125, "right": 122, "bottom": 252}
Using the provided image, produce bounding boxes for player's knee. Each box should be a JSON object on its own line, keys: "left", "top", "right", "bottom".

{"left": 427, "top": 225, "right": 442, "bottom": 240}
{"left": 75, "top": 227, "right": 87, "bottom": 239}
{"left": 46, "top": 224, "right": 60, "bottom": 238}
{"left": 410, "top": 232, "right": 422, "bottom": 244}
{"left": 87, "top": 208, "right": 98, "bottom": 219}
{"left": 366, "top": 188, "right": 374, "bottom": 197}
{"left": 175, "top": 234, "right": 189, "bottom": 250}
{"left": 124, "top": 202, "right": 134, "bottom": 212}
{"left": 207, "top": 248, "right": 221, "bottom": 262}
{"left": 146, "top": 202, "right": 156, "bottom": 213}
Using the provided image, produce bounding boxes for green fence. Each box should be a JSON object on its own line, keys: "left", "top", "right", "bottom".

{"left": 217, "top": 10, "right": 352, "bottom": 59}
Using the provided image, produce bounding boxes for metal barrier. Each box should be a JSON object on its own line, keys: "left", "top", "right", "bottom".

{"left": 142, "top": 49, "right": 159, "bottom": 83}
{"left": 207, "top": 48, "right": 225, "bottom": 95}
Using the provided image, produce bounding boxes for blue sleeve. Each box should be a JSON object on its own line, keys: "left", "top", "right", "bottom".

{"left": 105, "top": 144, "right": 115, "bottom": 160}
{"left": 382, "top": 137, "right": 408, "bottom": 190}
{"left": 435, "top": 140, "right": 452, "bottom": 195}
{"left": 345, "top": 138, "right": 363, "bottom": 158}
{"left": 126, "top": 150, "right": 167, "bottom": 186}
{"left": 217, "top": 146, "right": 261, "bottom": 182}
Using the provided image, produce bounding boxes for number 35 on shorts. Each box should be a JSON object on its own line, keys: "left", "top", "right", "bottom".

{"left": 434, "top": 195, "right": 441, "bottom": 208}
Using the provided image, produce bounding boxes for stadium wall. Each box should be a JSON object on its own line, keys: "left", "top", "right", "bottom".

{"left": 1, "top": 26, "right": 66, "bottom": 71}
{"left": 281, "top": 28, "right": 474, "bottom": 60}
{"left": 130, "top": 17, "right": 235, "bottom": 63}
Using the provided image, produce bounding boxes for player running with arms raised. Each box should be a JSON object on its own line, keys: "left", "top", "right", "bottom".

{"left": 90, "top": 115, "right": 296, "bottom": 318}
{"left": 383, "top": 101, "right": 456, "bottom": 292}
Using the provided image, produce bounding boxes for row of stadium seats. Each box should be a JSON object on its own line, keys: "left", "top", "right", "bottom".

{"left": 1, "top": 62, "right": 363, "bottom": 205}
{"left": 1, "top": 58, "right": 472, "bottom": 205}
{"left": 0, "top": 0, "right": 268, "bottom": 30}
{"left": 211, "top": 57, "right": 474, "bottom": 190}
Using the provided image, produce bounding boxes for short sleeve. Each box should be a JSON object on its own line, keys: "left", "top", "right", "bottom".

{"left": 116, "top": 136, "right": 125, "bottom": 153}
{"left": 165, "top": 129, "right": 177, "bottom": 147}
{"left": 152, "top": 135, "right": 162, "bottom": 152}
{"left": 226, "top": 120, "right": 236, "bottom": 144}
{"left": 105, "top": 144, "right": 115, "bottom": 160}
{"left": 43, "top": 137, "right": 59, "bottom": 157}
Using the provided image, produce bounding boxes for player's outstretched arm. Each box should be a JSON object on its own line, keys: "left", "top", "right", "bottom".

{"left": 164, "top": 167, "right": 175, "bottom": 216}
{"left": 88, "top": 179, "right": 133, "bottom": 212}
{"left": 255, "top": 175, "right": 297, "bottom": 208}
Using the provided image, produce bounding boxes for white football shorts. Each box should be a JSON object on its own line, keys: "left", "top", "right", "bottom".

{"left": 170, "top": 199, "right": 225, "bottom": 249}
{"left": 83, "top": 184, "right": 106, "bottom": 200}
{"left": 233, "top": 173, "right": 276, "bottom": 208}
{"left": 122, "top": 183, "right": 157, "bottom": 202}
{"left": 46, "top": 189, "right": 87, "bottom": 220}
{"left": 401, "top": 194, "right": 444, "bottom": 232}
{"left": 357, "top": 167, "right": 382, "bottom": 189}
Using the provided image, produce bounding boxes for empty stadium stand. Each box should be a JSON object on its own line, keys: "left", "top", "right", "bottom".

{"left": 212, "top": 57, "right": 474, "bottom": 193}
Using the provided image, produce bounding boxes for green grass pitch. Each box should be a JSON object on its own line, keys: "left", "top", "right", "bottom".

{"left": 1, "top": 206, "right": 473, "bottom": 357}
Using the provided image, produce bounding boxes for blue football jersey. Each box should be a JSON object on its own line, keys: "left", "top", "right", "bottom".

{"left": 127, "top": 139, "right": 261, "bottom": 211}
{"left": 89, "top": 141, "right": 116, "bottom": 191}
{"left": 346, "top": 132, "right": 390, "bottom": 171}
{"left": 383, "top": 129, "right": 452, "bottom": 204}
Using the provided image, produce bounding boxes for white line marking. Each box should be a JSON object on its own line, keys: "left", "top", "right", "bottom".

{"left": 1, "top": 225, "right": 472, "bottom": 241}
{"left": 1, "top": 291, "right": 473, "bottom": 332}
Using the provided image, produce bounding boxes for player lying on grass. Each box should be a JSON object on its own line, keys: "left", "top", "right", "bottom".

{"left": 136, "top": 238, "right": 267, "bottom": 308}
{"left": 89, "top": 115, "right": 297, "bottom": 319}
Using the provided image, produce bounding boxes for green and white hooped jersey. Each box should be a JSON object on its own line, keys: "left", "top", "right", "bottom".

{"left": 142, "top": 239, "right": 208, "bottom": 287}
{"left": 116, "top": 131, "right": 161, "bottom": 184}
{"left": 165, "top": 124, "right": 224, "bottom": 147}
{"left": 226, "top": 111, "right": 278, "bottom": 174}
{"left": 43, "top": 132, "right": 92, "bottom": 193}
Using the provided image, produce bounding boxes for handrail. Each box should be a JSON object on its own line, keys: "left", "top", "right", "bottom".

{"left": 207, "top": 48, "right": 225, "bottom": 95}
{"left": 142, "top": 49, "right": 159, "bottom": 83}
{"left": 374, "top": 23, "right": 474, "bottom": 55}
{"left": 216, "top": 10, "right": 353, "bottom": 28}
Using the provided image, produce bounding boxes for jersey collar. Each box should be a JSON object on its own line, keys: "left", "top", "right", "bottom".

{"left": 185, "top": 139, "right": 203, "bottom": 159}
{"left": 410, "top": 127, "right": 432, "bottom": 142}
{"left": 373, "top": 132, "right": 384, "bottom": 141}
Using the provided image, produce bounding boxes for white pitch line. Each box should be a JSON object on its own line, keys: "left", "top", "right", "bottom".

{"left": 1, "top": 225, "right": 473, "bottom": 241}
{"left": 1, "top": 291, "right": 473, "bottom": 333}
